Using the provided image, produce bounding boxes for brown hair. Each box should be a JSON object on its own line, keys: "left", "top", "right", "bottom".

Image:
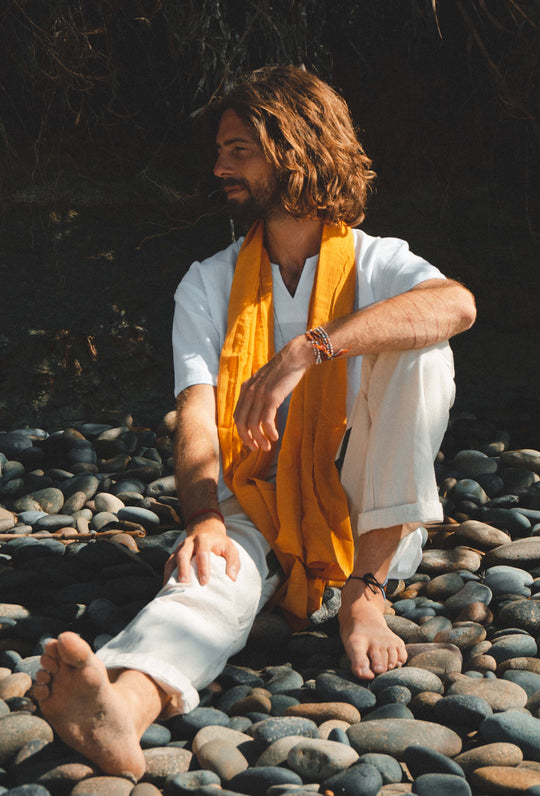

{"left": 216, "top": 65, "right": 376, "bottom": 226}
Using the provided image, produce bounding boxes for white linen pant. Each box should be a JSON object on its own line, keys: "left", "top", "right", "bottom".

{"left": 97, "top": 342, "right": 455, "bottom": 714}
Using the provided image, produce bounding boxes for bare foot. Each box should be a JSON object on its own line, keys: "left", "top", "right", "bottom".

{"left": 338, "top": 579, "right": 407, "bottom": 680}
{"left": 33, "top": 632, "right": 152, "bottom": 780}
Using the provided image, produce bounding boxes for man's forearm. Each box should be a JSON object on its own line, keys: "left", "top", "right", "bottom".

{"left": 174, "top": 384, "right": 221, "bottom": 522}
{"left": 319, "top": 279, "right": 476, "bottom": 359}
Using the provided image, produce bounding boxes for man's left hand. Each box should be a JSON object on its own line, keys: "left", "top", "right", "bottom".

{"left": 234, "top": 335, "right": 314, "bottom": 451}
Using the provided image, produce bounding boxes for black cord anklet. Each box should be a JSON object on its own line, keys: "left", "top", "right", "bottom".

{"left": 346, "top": 572, "right": 386, "bottom": 598}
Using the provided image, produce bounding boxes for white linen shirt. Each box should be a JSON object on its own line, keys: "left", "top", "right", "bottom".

{"left": 172, "top": 229, "right": 445, "bottom": 501}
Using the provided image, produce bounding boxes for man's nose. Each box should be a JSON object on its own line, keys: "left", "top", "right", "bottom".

{"left": 213, "top": 151, "right": 231, "bottom": 178}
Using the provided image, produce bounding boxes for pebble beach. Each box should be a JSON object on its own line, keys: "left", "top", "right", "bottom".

{"left": 1, "top": 411, "right": 540, "bottom": 796}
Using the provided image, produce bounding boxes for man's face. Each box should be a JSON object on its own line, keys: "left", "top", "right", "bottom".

{"left": 214, "top": 108, "right": 280, "bottom": 226}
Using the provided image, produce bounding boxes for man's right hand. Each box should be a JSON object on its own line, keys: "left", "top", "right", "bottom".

{"left": 163, "top": 516, "right": 241, "bottom": 586}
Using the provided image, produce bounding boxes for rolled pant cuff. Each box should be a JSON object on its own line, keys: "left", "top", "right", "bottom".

{"left": 356, "top": 499, "right": 443, "bottom": 534}
{"left": 97, "top": 650, "right": 200, "bottom": 716}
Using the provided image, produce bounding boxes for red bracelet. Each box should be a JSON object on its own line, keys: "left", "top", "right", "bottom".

{"left": 183, "top": 508, "right": 225, "bottom": 528}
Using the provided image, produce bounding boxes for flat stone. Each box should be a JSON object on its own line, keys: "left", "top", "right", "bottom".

{"left": 498, "top": 600, "right": 540, "bottom": 635}
{"left": 472, "top": 765, "right": 540, "bottom": 793}
{"left": 191, "top": 725, "right": 251, "bottom": 754}
{"left": 408, "top": 691, "right": 444, "bottom": 721}
{"left": 501, "top": 449, "right": 540, "bottom": 474}
{"left": 256, "top": 735, "right": 308, "bottom": 767}
{"left": 433, "top": 693, "right": 493, "bottom": 729}
{"left": 166, "top": 707, "right": 229, "bottom": 740}
{"left": 321, "top": 763, "right": 383, "bottom": 796}
{"left": 404, "top": 744, "right": 465, "bottom": 778}
{"left": 444, "top": 582, "right": 493, "bottom": 615}
{"left": 231, "top": 693, "right": 272, "bottom": 716}
{"left": 487, "top": 539, "right": 540, "bottom": 569}
{"left": 315, "top": 672, "right": 376, "bottom": 711}
{"left": 358, "top": 753, "right": 403, "bottom": 785}
{"left": 408, "top": 617, "right": 453, "bottom": 643}
{"left": 140, "top": 723, "right": 171, "bottom": 749}
{"left": 499, "top": 657, "right": 540, "bottom": 676}
{"left": 411, "top": 773, "right": 471, "bottom": 795}
{"left": 490, "top": 634, "right": 537, "bottom": 663}
{"left": 285, "top": 702, "right": 360, "bottom": 725}
{"left": 453, "top": 478, "right": 490, "bottom": 505}
{"left": 363, "top": 704, "right": 414, "bottom": 721}
{"left": 0, "top": 714, "right": 54, "bottom": 765}
{"left": 434, "top": 622, "right": 487, "bottom": 651}
{"left": 196, "top": 738, "right": 249, "bottom": 780}
{"left": 384, "top": 615, "right": 420, "bottom": 643}
{"left": 228, "top": 766, "right": 303, "bottom": 795}
{"left": 448, "top": 675, "right": 528, "bottom": 711}
{"left": 250, "top": 716, "right": 319, "bottom": 747}
{"left": 405, "top": 647, "right": 462, "bottom": 681}
{"left": 420, "top": 548, "right": 482, "bottom": 575}
{"left": 165, "top": 770, "right": 221, "bottom": 795}
{"left": 93, "top": 493, "right": 125, "bottom": 514}
{"left": 286, "top": 737, "right": 359, "bottom": 780}
{"left": 504, "top": 670, "right": 540, "bottom": 699}
{"left": 71, "top": 776, "right": 134, "bottom": 795}
{"left": 0, "top": 673, "right": 32, "bottom": 700}
{"left": 454, "top": 520, "right": 511, "bottom": 549}
{"left": 424, "top": 573, "right": 464, "bottom": 601}
{"left": 263, "top": 665, "right": 304, "bottom": 694}
{"left": 455, "top": 450, "right": 498, "bottom": 477}
{"left": 454, "top": 742, "right": 523, "bottom": 776}
{"left": 142, "top": 747, "right": 192, "bottom": 786}
{"left": 480, "top": 710, "right": 540, "bottom": 761}
{"left": 347, "top": 719, "right": 461, "bottom": 759}
{"left": 371, "top": 667, "right": 444, "bottom": 697}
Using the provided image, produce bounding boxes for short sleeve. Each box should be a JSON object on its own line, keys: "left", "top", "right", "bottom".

{"left": 355, "top": 233, "right": 447, "bottom": 307}
{"left": 171, "top": 239, "right": 240, "bottom": 398}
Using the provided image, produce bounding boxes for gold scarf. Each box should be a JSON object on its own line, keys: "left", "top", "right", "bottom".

{"left": 217, "top": 219, "right": 356, "bottom": 625}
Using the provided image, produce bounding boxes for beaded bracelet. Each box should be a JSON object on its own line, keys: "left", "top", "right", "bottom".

{"left": 346, "top": 572, "right": 387, "bottom": 598}
{"left": 183, "top": 508, "right": 225, "bottom": 529}
{"left": 305, "top": 326, "right": 348, "bottom": 364}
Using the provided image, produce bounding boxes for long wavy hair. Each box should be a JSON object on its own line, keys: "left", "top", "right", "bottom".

{"left": 216, "top": 66, "right": 376, "bottom": 226}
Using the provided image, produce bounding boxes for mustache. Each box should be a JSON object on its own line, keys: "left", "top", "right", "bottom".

{"left": 208, "top": 179, "right": 248, "bottom": 199}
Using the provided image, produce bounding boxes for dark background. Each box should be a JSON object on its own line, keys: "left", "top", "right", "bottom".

{"left": 0, "top": 1, "right": 538, "bottom": 437}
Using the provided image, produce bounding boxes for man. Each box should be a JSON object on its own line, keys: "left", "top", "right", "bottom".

{"left": 34, "top": 66, "right": 476, "bottom": 779}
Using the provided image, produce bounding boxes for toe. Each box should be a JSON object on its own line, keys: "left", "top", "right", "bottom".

{"left": 32, "top": 682, "right": 51, "bottom": 701}
{"left": 56, "top": 632, "right": 93, "bottom": 669}
{"left": 35, "top": 669, "right": 52, "bottom": 685}
{"left": 39, "top": 654, "right": 58, "bottom": 675}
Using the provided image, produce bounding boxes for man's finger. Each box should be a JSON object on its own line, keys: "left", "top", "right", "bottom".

{"left": 177, "top": 538, "right": 195, "bottom": 583}
{"left": 196, "top": 548, "right": 211, "bottom": 585}
{"left": 224, "top": 543, "right": 241, "bottom": 581}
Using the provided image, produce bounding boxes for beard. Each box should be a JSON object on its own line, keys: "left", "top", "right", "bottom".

{"left": 224, "top": 176, "right": 281, "bottom": 230}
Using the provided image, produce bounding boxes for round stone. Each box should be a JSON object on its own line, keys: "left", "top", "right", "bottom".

{"left": 256, "top": 735, "right": 308, "bottom": 767}
{"left": 117, "top": 507, "right": 160, "bottom": 529}
{"left": 358, "top": 753, "right": 403, "bottom": 784}
{"left": 315, "top": 672, "right": 376, "bottom": 711}
{"left": 432, "top": 694, "right": 493, "bottom": 729}
{"left": 454, "top": 450, "right": 498, "bottom": 478}
{"left": 490, "top": 634, "right": 537, "bottom": 663}
{"left": 321, "top": 763, "right": 383, "bottom": 796}
{"left": 500, "top": 449, "right": 540, "bottom": 474}
{"left": 384, "top": 615, "right": 420, "bottom": 643}
{"left": 287, "top": 737, "right": 359, "bottom": 780}
{"left": 285, "top": 702, "right": 360, "bottom": 725}
{"left": 264, "top": 665, "right": 304, "bottom": 693}
{"left": 0, "top": 673, "right": 32, "bottom": 700}
{"left": 453, "top": 478, "right": 490, "bottom": 505}
{"left": 454, "top": 521, "right": 511, "bottom": 550}
{"left": 498, "top": 600, "right": 540, "bottom": 635}
{"left": 503, "top": 670, "right": 540, "bottom": 699}
{"left": 425, "top": 574, "right": 464, "bottom": 601}
{"left": 94, "top": 493, "right": 125, "bottom": 514}
{"left": 71, "top": 777, "right": 134, "bottom": 795}
{"left": 250, "top": 716, "right": 319, "bottom": 747}
{"left": 228, "top": 766, "right": 303, "bottom": 794}
{"left": 411, "top": 773, "right": 471, "bottom": 795}
{"left": 447, "top": 675, "right": 527, "bottom": 711}
{"left": 420, "top": 548, "right": 482, "bottom": 575}
{"left": 454, "top": 742, "right": 523, "bottom": 776}
{"left": 404, "top": 744, "right": 465, "bottom": 778}
{"left": 434, "top": 622, "right": 487, "bottom": 651}
{"left": 405, "top": 647, "right": 462, "bottom": 681}
{"left": 471, "top": 765, "right": 540, "bottom": 793}
{"left": 0, "top": 714, "right": 53, "bottom": 765}
{"left": 142, "top": 747, "right": 192, "bottom": 786}
{"left": 140, "top": 723, "right": 172, "bottom": 748}
{"left": 191, "top": 725, "right": 251, "bottom": 754}
{"left": 165, "top": 770, "right": 221, "bottom": 795}
{"left": 166, "top": 707, "right": 229, "bottom": 740}
{"left": 196, "top": 739, "right": 249, "bottom": 780}
{"left": 370, "top": 667, "right": 444, "bottom": 697}
{"left": 347, "top": 719, "right": 461, "bottom": 759}
{"left": 480, "top": 710, "right": 540, "bottom": 761}
{"left": 444, "top": 583, "right": 493, "bottom": 615}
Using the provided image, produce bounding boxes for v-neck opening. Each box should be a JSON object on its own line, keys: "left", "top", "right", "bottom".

{"left": 271, "top": 253, "right": 318, "bottom": 300}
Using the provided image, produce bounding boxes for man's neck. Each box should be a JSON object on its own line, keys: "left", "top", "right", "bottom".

{"left": 263, "top": 211, "right": 323, "bottom": 296}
